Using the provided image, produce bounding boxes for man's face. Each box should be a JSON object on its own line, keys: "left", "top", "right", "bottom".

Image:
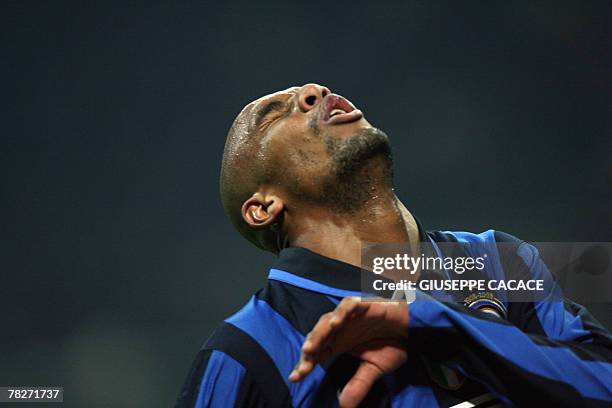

{"left": 243, "top": 83, "right": 391, "bottom": 203}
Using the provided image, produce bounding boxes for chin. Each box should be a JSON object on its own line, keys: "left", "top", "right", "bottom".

{"left": 324, "top": 126, "right": 392, "bottom": 177}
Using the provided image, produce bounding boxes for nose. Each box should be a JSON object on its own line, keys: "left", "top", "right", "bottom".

{"left": 297, "top": 83, "right": 331, "bottom": 112}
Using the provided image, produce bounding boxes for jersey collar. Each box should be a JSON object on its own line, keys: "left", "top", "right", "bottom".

{"left": 267, "top": 217, "right": 434, "bottom": 298}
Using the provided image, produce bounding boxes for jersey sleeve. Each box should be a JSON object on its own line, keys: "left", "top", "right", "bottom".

{"left": 175, "top": 321, "right": 291, "bottom": 408}
{"left": 176, "top": 348, "right": 273, "bottom": 408}
{"left": 408, "top": 237, "right": 612, "bottom": 407}
{"left": 195, "top": 350, "right": 245, "bottom": 407}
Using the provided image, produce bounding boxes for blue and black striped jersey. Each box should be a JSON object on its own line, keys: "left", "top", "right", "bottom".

{"left": 175, "top": 223, "right": 612, "bottom": 407}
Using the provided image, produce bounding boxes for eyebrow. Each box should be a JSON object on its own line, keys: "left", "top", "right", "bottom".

{"left": 255, "top": 100, "right": 284, "bottom": 128}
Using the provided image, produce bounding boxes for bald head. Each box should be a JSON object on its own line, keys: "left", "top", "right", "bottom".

{"left": 220, "top": 102, "right": 274, "bottom": 250}
{"left": 220, "top": 84, "right": 392, "bottom": 252}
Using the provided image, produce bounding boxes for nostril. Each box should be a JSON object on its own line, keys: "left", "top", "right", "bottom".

{"left": 321, "top": 89, "right": 329, "bottom": 98}
{"left": 305, "top": 95, "right": 317, "bottom": 106}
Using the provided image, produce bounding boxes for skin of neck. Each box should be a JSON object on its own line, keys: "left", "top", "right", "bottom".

{"left": 285, "top": 191, "right": 420, "bottom": 269}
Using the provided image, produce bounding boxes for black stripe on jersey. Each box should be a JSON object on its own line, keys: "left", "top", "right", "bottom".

{"left": 175, "top": 348, "right": 212, "bottom": 408}
{"left": 525, "top": 298, "right": 612, "bottom": 363}
{"left": 435, "top": 297, "right": 612, "bottom": 364}
{"left": 313, "top": 354, "right": 391, "bottom": 408}
{"left": 425, "top": 230, "right": 502, "bottom": 305}
{"left": 429, "top": 374, "right": 496, "bottom": 408}
{"left": 427, "top": 229, "right": 612, "bottom": 402}
{"left": 564, "top": 299, "right": 612, "bottom": 348}
{"left": 233, "top": 369, "right": 268, "bottom": 408}
{"left": 528, "top": 335, "right": 612, "bottom": 363}
{"left": 205, "top": 322, "right": 292, "bottom": 408}
{"left": 272, "top": 247, "right": 364, "bottom": 292}
{"left": 410, "top": 326, "right": 611, "bottom": 407}
{"left": 494, "top": 230, "right": 551, "bottom": 337}
{"left": 256, "top": 280, "right": 336, "bottom": 336}
{"left": 495, "top": 231, "right": 612, "bottom": 363}
{"left": 258, "top": 280, "right": 391, "bottom": 407}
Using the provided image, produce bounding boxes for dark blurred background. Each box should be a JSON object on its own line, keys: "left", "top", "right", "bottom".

{"left": 1, "top": 1, "right": 611, "bottom": 407}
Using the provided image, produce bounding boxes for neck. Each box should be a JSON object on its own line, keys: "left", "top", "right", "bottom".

{"left": 287, "top": 192, "right": 419, "bottom": 268}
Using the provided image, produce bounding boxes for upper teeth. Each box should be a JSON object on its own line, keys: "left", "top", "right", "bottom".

{"left": 330, "top": 108, "right": 346, "bottom": 117}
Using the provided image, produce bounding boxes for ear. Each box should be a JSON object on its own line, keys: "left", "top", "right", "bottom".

{"left": 241, "top": 192, "right": 285, "bottom": 229}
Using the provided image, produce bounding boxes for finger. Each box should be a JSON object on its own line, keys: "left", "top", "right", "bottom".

{"left": 338, "top": 361, "right": 384, "bottom": 408}
{"left": 290, "top": 317, "right": 338, "bottom": 382}
{"left": 292, "top": 298, "right": 368, "bottom": 382}
{"left": 288, "top": 353, "right": 316, "bottom": 382}
{"left": 310, "top": 298, "right": 363, "bottom": 352}
{"left": 302, "top": 312, "right": 336, "bottom": 355}
{"left": 335, "top": 297, "right": 362, "bottom": 321}
{"left": 308, "top": 298, "right": 370, "bottom": 357}
{"left": 293, "top": 336, "right": 340, "bottom": 383}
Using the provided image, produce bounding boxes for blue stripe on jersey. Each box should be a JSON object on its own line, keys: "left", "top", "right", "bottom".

{"left": 410, "top": 292, "right": 612, "bottom": 401}
{"left": 445, "top": 230, "right": 507, "bottom": 277}
{"left": 195, "top": 350, "right": 245, "bottom": 408}
{"left": 515, "top": 243, "right": 591, "bottom": 342}
{"left": 442, "top": 230, "right": 510, "bottom": 304}
{"left": 269, "top": 269, "right": 365, "bottom": 298}
{"left": 226, "top": 296, "right": 327, "bottom": 407}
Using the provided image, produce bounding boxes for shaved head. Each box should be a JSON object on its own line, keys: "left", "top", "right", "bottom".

{"left": 220, "top": 84, "right": 392, "bottom": 253}
{"left": 220, "top": 103, "right": 274, "bottom": 250}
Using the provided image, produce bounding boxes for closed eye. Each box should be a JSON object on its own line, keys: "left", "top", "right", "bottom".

{"left": 256, "top": 100, "right": 285, "bottom": 130}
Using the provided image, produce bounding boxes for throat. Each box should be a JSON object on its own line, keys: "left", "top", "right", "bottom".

{"left": 289, "top": 196, "right": 418, "bottom": 269}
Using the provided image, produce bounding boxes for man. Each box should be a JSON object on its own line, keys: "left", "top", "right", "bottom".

{"left": 176, "top": 84, "right": 612, "bottom": 407}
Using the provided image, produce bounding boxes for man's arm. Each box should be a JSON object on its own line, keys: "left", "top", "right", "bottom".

{"left": 409, "top": 291, "right": 612, "bottom": 407}
{"left": 175, "top": 349, "right": 247, "bottom": 408}
{"left": 291, "top": 234, "right": 612, "bottom": 407}
{"left": 176, "top": 321, "right": 291, "bottom": 408}
{"left": 290, "top": 293, "right": 612, "bottom": 407}
{"left": 412, "top": 239, "right": 612, "bottom": 406}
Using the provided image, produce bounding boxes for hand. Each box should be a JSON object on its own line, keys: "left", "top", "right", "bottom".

{"left": 288, "top": 297, "right": 409, "bottom": 408}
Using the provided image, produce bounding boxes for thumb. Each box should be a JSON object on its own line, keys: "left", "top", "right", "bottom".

{"left": 339, "top": 361, "right": 384, "bottom": 408}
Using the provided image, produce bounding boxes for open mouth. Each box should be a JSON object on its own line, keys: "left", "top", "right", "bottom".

{"left": 322, "top": 94, "right": 363, "bottom": 125}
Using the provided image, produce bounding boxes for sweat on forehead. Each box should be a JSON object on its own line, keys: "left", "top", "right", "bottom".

{"left": 229, "top": 87, "right": 299, "bottom": 141}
